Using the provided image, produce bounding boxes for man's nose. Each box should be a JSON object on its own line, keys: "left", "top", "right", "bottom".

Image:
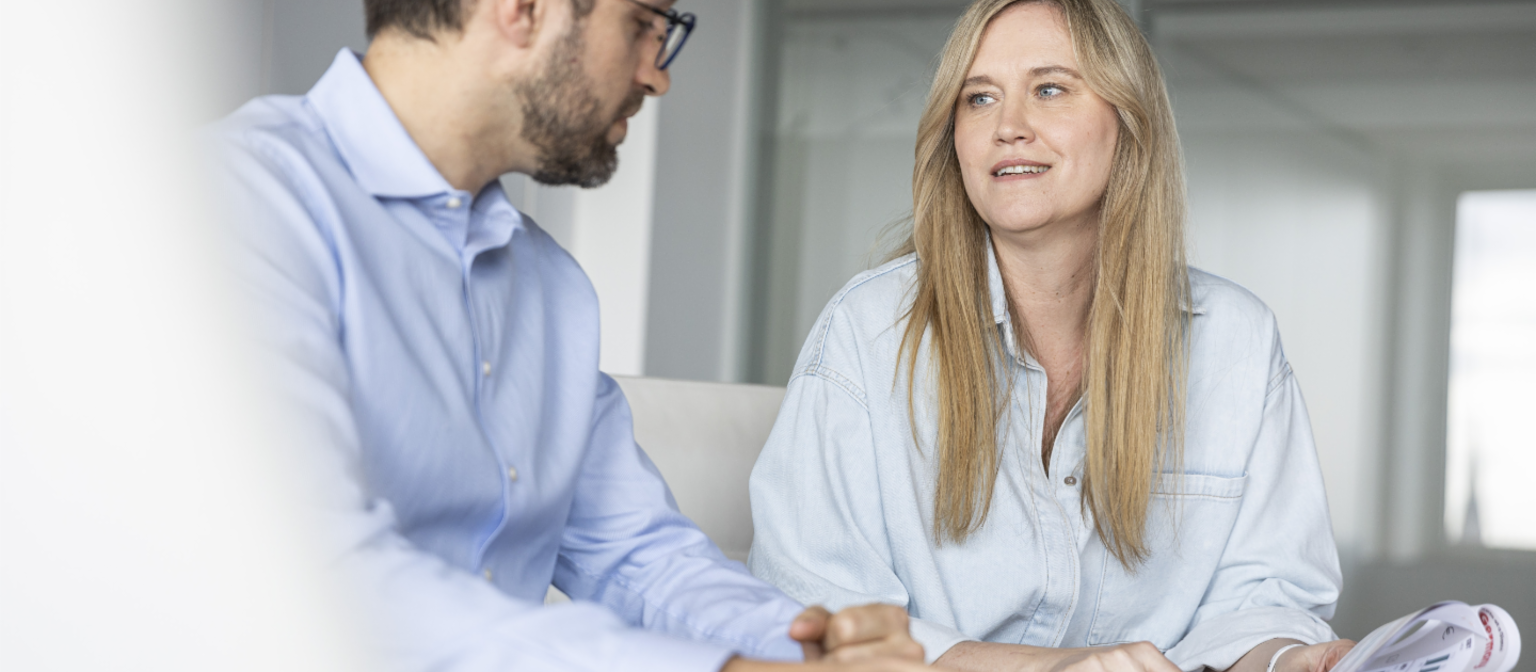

{"left": 638, "top": 56, "right": 671, "bottom": 97}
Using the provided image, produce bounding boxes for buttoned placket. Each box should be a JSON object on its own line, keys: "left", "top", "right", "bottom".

{"left": 1005, "top": 333, "right": 1087, "bottom": 647}
{"left": 438, "top": 192, "right": 519, "bottom": 580}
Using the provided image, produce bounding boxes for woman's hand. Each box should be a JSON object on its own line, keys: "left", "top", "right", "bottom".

{"left": 1276, "top": 640, "right": 1355, "bottom": 672}
{"left": 936, "top": 640, "right": 1179, "bottom": 672}
{"left": 1044, "top": 642, "right": 1183, "bottom": 672}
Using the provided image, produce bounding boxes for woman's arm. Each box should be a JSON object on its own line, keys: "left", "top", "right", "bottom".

{"left": 935, "top": 641, "right": 1181, "bottom": 672}
{"left": 933, "top": 638, "right": 1352, "bottom": 672}
{"left": 1225, "top": 639, "right": 1355, "bottom": 672}
{"left": 1159, "top": 305, "right": 1348, "bottom": 671}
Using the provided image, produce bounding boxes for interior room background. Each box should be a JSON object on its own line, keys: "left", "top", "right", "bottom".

{"left": 220, "top": 0, "right": 1536, "bottom": 650}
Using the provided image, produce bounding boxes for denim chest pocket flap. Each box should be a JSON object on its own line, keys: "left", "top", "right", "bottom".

{"left": 1152, "top": 471, "right": 1247, "bottom": 499}
{"left": 1085, "top": 471, "right": 1248, "bottom": 649}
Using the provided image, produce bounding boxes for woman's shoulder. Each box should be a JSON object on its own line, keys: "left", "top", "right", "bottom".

{"left": 1189, "top": 267, "right": 1280, "bottom": 333}
{"left": 790, "top": 254, "right": 919, "bottom": 384}
{"left": 824, "top": 254, "right": 920, "bottom": 318}
{"left": 1187, "top": 267, "right": 1289, "bottom": 381}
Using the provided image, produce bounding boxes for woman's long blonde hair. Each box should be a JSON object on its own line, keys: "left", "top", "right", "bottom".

{"left": 894, "top": 0, "right": 1189, "bottom": 568}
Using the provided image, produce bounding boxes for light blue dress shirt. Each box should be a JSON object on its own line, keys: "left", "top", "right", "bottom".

{"left": 209, "top": 49, "right": 804, "bottom": 672}
{"left": 748, "top": 250, "right": 1343, "bottom": 671}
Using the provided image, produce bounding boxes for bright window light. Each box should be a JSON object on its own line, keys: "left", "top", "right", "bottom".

{"left": 1444, "top": 189, "right": 1536, "bottom": 551}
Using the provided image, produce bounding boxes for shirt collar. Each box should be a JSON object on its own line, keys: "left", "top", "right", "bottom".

{"left": 306, "top": 49, "right": 454, "bottom": 199}
{"left": 985, "top": 235, "right": 1011, "bottom": 326}
{"left": 982, "top": 234, "right": 1207, "bottom": 331}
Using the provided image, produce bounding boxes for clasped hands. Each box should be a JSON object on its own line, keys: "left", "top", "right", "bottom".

{"left": 722, "top": 603, "right": 930, "bottom": 671}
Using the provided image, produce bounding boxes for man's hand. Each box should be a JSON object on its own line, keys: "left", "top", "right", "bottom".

{"left": 1278, "top": 640, "right": 1355, "bottom": 672}
{"left": 789, "top": 604, "right": 925, "bottom": 663}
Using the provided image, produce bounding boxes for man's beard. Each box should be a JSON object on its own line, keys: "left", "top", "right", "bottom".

{"left": 517, "top": 24, "right": 645, "bottom": 188}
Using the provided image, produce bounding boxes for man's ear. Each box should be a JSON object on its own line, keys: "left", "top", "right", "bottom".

{"left": 494, "top": 0, "right": 542, "bottom": 49}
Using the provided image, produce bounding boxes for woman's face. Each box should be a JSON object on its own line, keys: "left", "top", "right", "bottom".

{"left": 954, "top": 2, "right": 1120, "bottom": 239}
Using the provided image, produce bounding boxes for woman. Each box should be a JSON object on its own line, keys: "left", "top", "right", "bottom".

{"left": 746, "top": 1, "right": 1356, "bottom": 671}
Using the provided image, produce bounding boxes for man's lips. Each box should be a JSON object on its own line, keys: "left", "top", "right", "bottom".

{"left": 990, "top": 159, "right": 1051, "bottom": 178}
{"left": 609, "top": 94, "right": 645, "bottom": 144}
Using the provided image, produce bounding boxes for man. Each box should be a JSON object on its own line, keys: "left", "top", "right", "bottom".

{"left": 209, "top": 0, "right": 930, "bottom": 670}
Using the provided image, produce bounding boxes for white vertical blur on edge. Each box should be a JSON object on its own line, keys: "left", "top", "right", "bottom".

{"left": 0, "top": 1, "right": 366, "bottom": 671}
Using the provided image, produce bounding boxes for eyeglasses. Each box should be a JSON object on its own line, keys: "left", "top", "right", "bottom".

{"left": 628, "top": 0, "right": 696, "bottom": 70}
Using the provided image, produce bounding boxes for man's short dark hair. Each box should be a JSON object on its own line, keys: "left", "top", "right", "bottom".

{"left": 366, "top": 0, "right": 596, "bottom": 40}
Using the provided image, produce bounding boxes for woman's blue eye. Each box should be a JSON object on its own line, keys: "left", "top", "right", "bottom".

{"left": 1038, "top": 84, "right": 1065, "bottom": 98}
{"left": 969, "top": 92, "right": 996, "bottom": 106}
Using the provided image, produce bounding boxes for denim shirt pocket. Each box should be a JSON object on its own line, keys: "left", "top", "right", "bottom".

{"left": 1084, "top": 472, "right": 1248, "bottom": 649}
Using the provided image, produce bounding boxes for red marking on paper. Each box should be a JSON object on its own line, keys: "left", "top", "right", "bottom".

{"left": 1479, "top": 612, "right": 1495, "bottom": 668}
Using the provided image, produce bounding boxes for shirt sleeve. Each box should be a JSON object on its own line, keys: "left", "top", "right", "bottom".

{"left": 747, "top": 368, "right": 973, "bottom": 664}
{"left": 210, "top": 131, "right": 757, "bottom": 672}
{"left": 552, "top": 372, "right": 806, "bottom": 662}
{"left": 1164, "top": 347, "right": 1343, "bottom": 672}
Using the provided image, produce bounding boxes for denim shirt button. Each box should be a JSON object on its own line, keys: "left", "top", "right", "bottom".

{"left": 1064, "top": 476, "right": 1077, "bottom": 486}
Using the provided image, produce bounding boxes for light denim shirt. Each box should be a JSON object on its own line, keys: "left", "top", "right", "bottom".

{"left": 208, "top": 49, "right": 803, "bottom": 672}
{"left": 748, "top": 251, "right": 1342, "bottom": 670}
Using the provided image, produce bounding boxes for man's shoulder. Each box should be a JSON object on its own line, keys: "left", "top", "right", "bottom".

{"left": 206, "top": 94, "right": 329, "bottom": 167}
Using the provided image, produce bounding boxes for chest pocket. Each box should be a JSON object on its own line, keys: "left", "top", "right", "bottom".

{"left": 1085, "top": 472, "right": 1246, "bottom": 649}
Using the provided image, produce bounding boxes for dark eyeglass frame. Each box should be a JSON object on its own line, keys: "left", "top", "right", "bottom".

{"left": 627, "top": 0, "right": 696, "bottom": 70}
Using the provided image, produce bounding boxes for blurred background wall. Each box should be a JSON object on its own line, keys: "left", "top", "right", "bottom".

{"left": 225, "top": 0, "right": 1535, "bottom": 650}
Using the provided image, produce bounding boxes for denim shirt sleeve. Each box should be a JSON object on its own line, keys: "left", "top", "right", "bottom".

{"left": 214, "top": 134, "right": 768, "bottom": 672}
{"left": 747, "top": 290, "right": 978, "bottom": 663}
{"left": 748, "top": 372, "right": 974, "bottom": 663}
{"left": 1163, "top": 348, "right": 1342, "bottom": 671}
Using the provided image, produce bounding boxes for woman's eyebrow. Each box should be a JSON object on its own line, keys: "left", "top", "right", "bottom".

{"left": 1030, "top": 65, "right": 1082, "bottom": 79}
{"left": 962, "top": 66, "right": 1082, "bottom": 89}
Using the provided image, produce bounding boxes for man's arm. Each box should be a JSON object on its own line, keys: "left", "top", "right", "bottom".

{"left": 214, "top": 131, "right": 748, "bottom": 672}
{"left": 552, "top": 372, "right": 812, "bottom": 661}
{"left": 550, "top": 373, "right": 927, "bottom": 666}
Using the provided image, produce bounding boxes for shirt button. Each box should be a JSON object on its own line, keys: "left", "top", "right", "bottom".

{"left": 482, "top": 568, "right": 493, "bottom": 581}
{"left": 1064, "top": 476, "right": 1077, "bottom": 486}
{"left": 447, "top": 196, "right": 463, "bottom": 209}
{"left": 481, "top": 360, "right": 492, "bottom": 376}
{"left": 507, "top": 466, "right": 518, "bottom": 482}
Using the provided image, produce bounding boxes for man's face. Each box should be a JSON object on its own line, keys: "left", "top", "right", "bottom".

{"left": 518, "top": 0, "right": 672, "bottom": 188}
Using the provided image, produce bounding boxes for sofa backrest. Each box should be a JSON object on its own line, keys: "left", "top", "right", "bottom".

{"left": 613, "top": 375, "right": 786, "bottom": 562}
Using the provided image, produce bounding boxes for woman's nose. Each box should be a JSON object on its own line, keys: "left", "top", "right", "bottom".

{"left": 994, "top": 99, "right": 1035, "bottom": 144}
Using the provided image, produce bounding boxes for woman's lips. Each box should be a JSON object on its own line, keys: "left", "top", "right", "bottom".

{"left": 990, "top": 159, "right": 1051, "bottom": 179}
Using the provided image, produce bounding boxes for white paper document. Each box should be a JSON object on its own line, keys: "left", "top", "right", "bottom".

{"left": 1331, "top": 602, "right": 1520, "bottom": 672}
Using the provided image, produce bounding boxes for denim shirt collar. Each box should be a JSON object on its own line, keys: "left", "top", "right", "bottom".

{"left": 306, "top": 49, "right": 455, "bottom": 200}
{"left": 981, "top": 233, "right": 1205, "bottom": 367}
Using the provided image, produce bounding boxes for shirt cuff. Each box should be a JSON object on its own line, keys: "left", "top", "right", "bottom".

{"left": 1164, "top": 606, "right": 1337, "bottom": 672}
{"left": 910, "top": 616, "right": 979, "bottom": 664}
